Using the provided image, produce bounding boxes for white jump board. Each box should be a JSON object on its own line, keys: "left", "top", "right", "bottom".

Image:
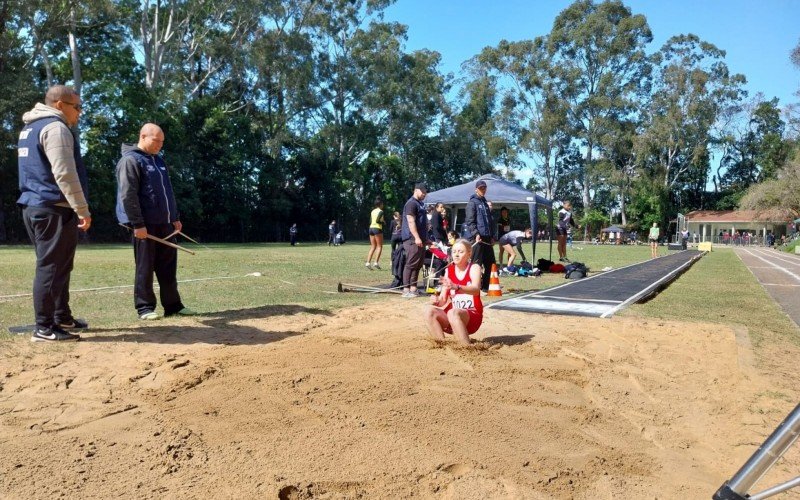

{"left": 490, "top": 297, "right": 621, "bottom": 317}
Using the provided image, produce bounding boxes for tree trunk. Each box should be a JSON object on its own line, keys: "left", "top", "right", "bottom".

{"left": 68, "top": 4, "right": 81, "bottom": 94}
{"left": 582, "top": 139, "right": 593, "bottom": 240}
{"left": 29, "top": 24, "right": 55, "bottom": 87}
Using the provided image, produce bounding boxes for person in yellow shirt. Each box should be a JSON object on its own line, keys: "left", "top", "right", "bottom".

{"left": 365, "top": 197, "right": 385, "bottom": 269}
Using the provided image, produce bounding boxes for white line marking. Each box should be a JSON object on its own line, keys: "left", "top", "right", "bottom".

{"left": 535, "top": 295, "right": 623, "bottom": 304}
{"left": 748, "top": 248, "right": 800, "bottom": 268}
{"left": 0, "top": 275, "right": 254, "bottom": 300}
{"left": 740, "top": 248, "right": 800, "bottom": 283}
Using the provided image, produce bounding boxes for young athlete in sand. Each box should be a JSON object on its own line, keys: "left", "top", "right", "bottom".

{"left": 424, "top": 239, "right": 483, "bottom": 345}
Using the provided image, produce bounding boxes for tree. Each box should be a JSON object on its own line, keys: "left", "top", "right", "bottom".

{"left": 719, "top": 96, "right": 789, "bottom": 194}
{"left": 469, "top": 37, "right": 572, "bottom": 200}
{"left": 636, "top": 34, "right": 746, "bottom": 198}
{"left": 597, "top": 119, "right": 640, "bottom": 225}
{"left": 739, "top": 157, "right": 800, "bottom": 217}
{"left": 546, "top": 0, "right": 652, "bottom": 223}
{"left": 0, "top": 0, "right": 40, "bottom": 241}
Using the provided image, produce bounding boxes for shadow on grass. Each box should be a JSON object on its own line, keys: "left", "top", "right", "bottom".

{"left": 82, "top": 304, "right": 333, "bottom": 345}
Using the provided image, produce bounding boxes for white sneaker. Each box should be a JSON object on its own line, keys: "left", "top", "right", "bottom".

{"left": 365, "top": 262, "right": 372, "bottom": 270}
{"left": 373, "top": 263, "right": 382, "bottom": 270}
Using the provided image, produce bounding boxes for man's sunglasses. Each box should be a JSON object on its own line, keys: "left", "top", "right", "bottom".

{"left": 61, "top": 101, "right": 82, "bottom": 112}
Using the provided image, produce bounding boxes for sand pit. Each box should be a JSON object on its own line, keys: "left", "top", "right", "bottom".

{"left": 2, "top": 300, "right": 799, "bottom": 498}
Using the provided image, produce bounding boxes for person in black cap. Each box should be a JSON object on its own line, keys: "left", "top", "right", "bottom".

{"left": 464, "top": 179, "right": 495, "bottom": 292}
{"left": 400, "top": 182, "right": 429, "bottom": 297}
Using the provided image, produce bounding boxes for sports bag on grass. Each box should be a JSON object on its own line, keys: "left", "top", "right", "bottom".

{"left": 564, "top": 262, "right": 588, "bottom": 279}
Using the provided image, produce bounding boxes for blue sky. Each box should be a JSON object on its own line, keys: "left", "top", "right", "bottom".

{"left": 383, "top": 0, "right": 800, "bottom": 107}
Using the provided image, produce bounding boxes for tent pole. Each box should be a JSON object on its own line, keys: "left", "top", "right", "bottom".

{"left": 452, "top": 205, "right": 458, "bottom": 238}
{"left": 529, "top": 202, "right": 537, "bottom": 264}
{"left": 549, "top": 205, "right": 554, "bottom": 261}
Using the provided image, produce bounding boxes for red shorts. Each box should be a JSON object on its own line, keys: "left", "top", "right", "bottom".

{"left": 442, "top": 308, "right": 482, "bottom": 335}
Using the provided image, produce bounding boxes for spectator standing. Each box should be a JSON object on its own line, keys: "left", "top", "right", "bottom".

{"left": 648, "top": 222, "right": 660, "bottom": 259}
{"left": 365, "top": 197, "right": 385, "bottom": 270}
{"left": 116, "top": 123, "right": 196, "bottom": 320}
{"left": 464, "top": 180, "right": 495, "bottom": 292}
{"left": 17, "top": 85, "right": 91, "bottom": 342}
{"left": 429, "top": 202, "right": 447, "bottom": 243}
{"left": 389, "top": 211, "right": 402, "bottom": 254}
{"left": 328, "top": 220, "right": 337, "bottom": 246}
{"left": 400, "top": 183, "right": 429, "bottom": 297}
{"left": 556, "top": 201, "right": 577, "bottom": 262}
{"left": 289, "top": 223, "right": 298, "bottom": 246}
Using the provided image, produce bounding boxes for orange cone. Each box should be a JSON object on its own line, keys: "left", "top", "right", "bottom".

{"left": 487, "top": 263, "right": 503, "bottom": 297}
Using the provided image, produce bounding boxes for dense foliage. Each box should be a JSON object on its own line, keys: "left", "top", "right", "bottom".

{"left": 0, "top": 0, "right": 797, "bottom": 242}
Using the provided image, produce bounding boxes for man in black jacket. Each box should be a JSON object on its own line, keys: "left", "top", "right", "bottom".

{"left": 116, "top": 123, "right": 195, "bottom": 320}
{"left": 464, "top": 179, "right": 495, "bottom": 292}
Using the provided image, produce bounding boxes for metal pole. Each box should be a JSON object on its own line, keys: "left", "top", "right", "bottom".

{"left": 750, "top": 476, "right": 800, "bottom": 500}
{"left": 714, "top": 402, "right": 800, "bottom": 500}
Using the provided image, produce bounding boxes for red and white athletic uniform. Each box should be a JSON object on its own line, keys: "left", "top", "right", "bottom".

{"left": 443, "top": 263, "right": 483, "bottom": 335}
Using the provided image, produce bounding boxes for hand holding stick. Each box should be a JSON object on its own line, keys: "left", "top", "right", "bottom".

{"left": 119, "top": 224, "right": 195, "bottom": 255}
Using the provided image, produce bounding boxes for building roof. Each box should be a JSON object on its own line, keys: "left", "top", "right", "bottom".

{"left": 686, "top": 209, "right": 796, "bottom": 223}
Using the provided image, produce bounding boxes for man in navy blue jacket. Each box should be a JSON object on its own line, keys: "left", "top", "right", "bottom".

{"left": 18, "top": 85, "right": 91, "bottom": 342}
{"left": 116, "top": 123, "right": 195, "bottom": 320}
{"left": 464, "top": 179, "right": 496, "bottom": 292}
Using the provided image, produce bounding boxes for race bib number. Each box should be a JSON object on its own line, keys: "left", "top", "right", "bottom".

{"left": 503, "top": 225, "right": 510, "bottom": 232}
{"left": 451, "top": 293, "right": 475, "bottom": 310}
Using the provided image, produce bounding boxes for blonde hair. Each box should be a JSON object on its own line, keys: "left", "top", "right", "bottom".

{"left": 452, "top": 238, "right": 472, "bottom": 257}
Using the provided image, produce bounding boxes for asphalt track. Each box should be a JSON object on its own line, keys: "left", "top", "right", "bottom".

{"left": 735, "top": 247, "right": 800, "bottom": 328}
{"left": 489, "top": 250, "right": 704, "bottom": 318}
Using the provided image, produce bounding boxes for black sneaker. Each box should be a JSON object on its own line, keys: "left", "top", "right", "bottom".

{"left": 58, "top": 318, "right": 88, "bottom": 329}
{"left": 31, "top": 326, "right": 81, "bottom": 343}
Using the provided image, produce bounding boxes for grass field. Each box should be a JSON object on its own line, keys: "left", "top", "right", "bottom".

{"left": 1, "top": 242, "right": 797, "bottom": 348}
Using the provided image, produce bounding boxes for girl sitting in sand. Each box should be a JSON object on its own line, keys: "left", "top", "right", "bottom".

{"left": 424, "top": 239, "right": 483, "bottom": 345}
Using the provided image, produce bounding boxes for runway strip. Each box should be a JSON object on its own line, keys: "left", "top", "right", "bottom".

{"left": 489, "top": 250, "right": 704, "bottom": 318}
{"left": 736, "top": 247, "right": 800, "bottom": 327}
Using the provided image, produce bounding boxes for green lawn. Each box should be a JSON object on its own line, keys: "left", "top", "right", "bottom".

{"left": 623, "top": 246, "right": 800, "bottom": 346}
{"left": 1, "top": 242, "right": 797, "bottom": 347}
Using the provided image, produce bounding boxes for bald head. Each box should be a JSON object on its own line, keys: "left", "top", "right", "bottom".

{"left": 140, "top": 123, "right": 162, "bottom": 137}
{"left": 45, "top": 85, "right": 79, "bottom": 106}
{"left": 138, "top": 123, "right": 165, "bottom": 154}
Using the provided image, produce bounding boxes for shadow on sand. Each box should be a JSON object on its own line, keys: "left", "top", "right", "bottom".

{"left": 482, "top": 334, "right": 536, "bottom": 346}
{"left": 82, "top": 304, "right": 333, "bottom": 346}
